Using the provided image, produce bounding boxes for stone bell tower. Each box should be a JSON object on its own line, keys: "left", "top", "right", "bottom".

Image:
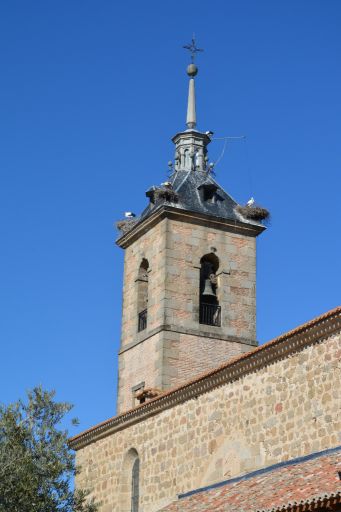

{"left": 115, "top": 44, "right": 266, "bottom": 414}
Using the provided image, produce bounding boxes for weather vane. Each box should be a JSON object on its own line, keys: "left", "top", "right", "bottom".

{"left": 183, "top": 35, "right": 203, "bottom": 63}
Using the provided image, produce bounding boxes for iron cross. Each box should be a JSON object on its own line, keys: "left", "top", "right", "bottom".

{"left": 183, "top": 36, "right": 203, "bottom": 63}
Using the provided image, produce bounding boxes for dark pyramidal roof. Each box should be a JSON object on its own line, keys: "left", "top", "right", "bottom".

{"left": 116, "top": 168, "right": 266, "bottom": 241}
{"left": 139, "top": 168, "right": 263, "bottom": 227}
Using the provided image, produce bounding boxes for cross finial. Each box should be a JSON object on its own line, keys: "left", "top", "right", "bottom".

{"left": 183, "top": 35, "right": 203, "bottom": 63}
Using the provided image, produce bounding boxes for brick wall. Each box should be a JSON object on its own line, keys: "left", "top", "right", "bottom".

{"left": 172, "top": 333, "right": 251, "bottom": 386}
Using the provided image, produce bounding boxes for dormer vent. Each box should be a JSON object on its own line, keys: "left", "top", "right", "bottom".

{"left": 198, "top": 183, "right": 219, "bottom": 203}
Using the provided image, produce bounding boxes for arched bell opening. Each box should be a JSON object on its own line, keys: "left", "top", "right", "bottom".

{"left": 137, "top": 259, "right": 149, "bottom": 332}
{"left": 199, "top": 253, "right": 221, "bottom": 327}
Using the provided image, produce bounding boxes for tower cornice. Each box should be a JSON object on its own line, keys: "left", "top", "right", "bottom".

{"left": 116, "top": 204, "right": 265, "bottom": 249}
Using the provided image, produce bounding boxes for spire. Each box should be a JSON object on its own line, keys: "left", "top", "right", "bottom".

{"left": 183, "top": 36, "right": 203, "bottom": 130}
{"left": 186, "top": 64, "right": 197, "bottom": 129}
{"left": 171, "top": 37, "right": 211, "bottom": 173}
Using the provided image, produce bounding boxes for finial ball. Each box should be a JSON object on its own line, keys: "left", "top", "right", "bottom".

{"left": 187, "top": 63, "right": 198, "bottom": 77}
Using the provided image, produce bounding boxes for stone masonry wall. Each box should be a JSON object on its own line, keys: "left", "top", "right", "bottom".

{"left": 77, "top": 332, "right": 341, "bottom": 512}
{"left": 117, "top": 220, "right": 167, "bottom": 413}
{"left": 117, "top": 216, "right": 258, "bottom": 413}
{"left": 120, "top": 220, "right": 168, "bottom": 349}
{"left": 117, "top": 334, "right": 162, "bottom": 412}
{"left": 163, "top": 218, "right": 257, "bottom": 339}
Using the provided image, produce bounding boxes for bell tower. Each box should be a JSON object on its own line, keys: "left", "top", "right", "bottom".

{"left": 115, "top": 41, "right": 266, "bottom": 414}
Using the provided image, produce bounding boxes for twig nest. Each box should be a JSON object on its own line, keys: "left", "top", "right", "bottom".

{"left": 116, "top": 218, "right": 138, "bottom": 234}
{"left": 236, "top": 204, "right": 270, "bottom": 222}
{"left": 153, "top": 187, "right": 179, "bottom": 203}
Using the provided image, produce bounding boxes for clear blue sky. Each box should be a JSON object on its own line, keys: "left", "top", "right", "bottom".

{"left": 0, "top": 1, "right": 340, "bottom": 435}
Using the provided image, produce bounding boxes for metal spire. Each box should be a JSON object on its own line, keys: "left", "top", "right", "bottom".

{"left": 183, "top": 36, "right": 203, "bottom": 130}
{"left": 186, "top": 70, "right": 196, "bottom": 129}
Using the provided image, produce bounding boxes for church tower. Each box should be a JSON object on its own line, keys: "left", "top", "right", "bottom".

{"left": 115, "top": 43, "right": 266, "bottom": 414}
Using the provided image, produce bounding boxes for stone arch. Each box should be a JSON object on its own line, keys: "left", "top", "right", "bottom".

{"left": 118, "top": 448, "right": 140, "bottom": 512}
{"left": 198, "top": 439, "right": 253, "bottom": 488}
{"left": 199, "top": 253, "right": 220, "bottom": 326}
{"left": 200, "top": 252, "right": 219, "bottom": 272}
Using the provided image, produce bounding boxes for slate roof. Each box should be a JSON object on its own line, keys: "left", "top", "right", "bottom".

{"left": 159, "top": 447, "right": 341, "bottom": 512}
{"left": 139, "top": 170, "right": 262, "bottom": 227}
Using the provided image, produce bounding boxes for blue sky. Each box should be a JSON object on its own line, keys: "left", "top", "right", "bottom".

{"left": 0, "top": 1, "right": 340, "bottom": 434}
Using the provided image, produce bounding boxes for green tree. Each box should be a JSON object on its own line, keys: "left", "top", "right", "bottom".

{"left": 0, "top": 386, "right": 98, "bottom": 512}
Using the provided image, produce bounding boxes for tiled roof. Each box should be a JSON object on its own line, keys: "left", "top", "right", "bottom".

{"left": 159, "top": 447, "right": 341, "bottom": 512}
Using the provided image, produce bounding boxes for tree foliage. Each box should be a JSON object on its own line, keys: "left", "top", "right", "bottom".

{"left": 0, "top": 387, "right": 98, "bottom": 512}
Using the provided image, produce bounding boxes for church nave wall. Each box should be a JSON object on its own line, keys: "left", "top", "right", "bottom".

{"left": 76, "top": 330, "right": 341, "bottom": 512}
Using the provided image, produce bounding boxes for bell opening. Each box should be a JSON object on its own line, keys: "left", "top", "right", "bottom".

{"left": 199, "top": 253, "right": 219, "bottom": 307}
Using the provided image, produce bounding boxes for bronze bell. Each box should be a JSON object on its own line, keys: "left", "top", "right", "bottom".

{"left": 202, "top": 278, "right": 216, "bottom": 297}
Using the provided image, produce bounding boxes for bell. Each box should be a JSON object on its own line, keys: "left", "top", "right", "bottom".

{"left": 202, "top": 278, "right": 216, "bottom": 297}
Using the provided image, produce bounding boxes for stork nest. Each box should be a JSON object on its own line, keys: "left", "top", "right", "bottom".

{"left": 153, "top": 187, "right": 179, "bottom": 203}
{"left": 236, "top": 204, "right": 270, "bottom": 221}
{"left": 135, "top": 387, "right": 162, "bottom": 402}
{"left": 116, "top": 219, "right": 138, "bottom": 234}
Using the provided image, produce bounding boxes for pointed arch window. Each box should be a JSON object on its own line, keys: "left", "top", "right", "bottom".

{"left": 131, "top": 456, "right": 140, "bottom": 512}
{"left": 137, "top": 259, "right": 149, "bottom": 332}
{"left": 199, "top": 253, "right": 221, "bottom": 327}
{"left": 120, "top": 448, "right": 140, "bottom": 512}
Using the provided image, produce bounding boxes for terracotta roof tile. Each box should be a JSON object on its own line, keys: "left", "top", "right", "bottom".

{"left": 159, "top": 448, "right": 341, "bottom": 512}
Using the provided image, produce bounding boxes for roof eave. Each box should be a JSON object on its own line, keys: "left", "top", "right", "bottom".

{"left": 69, "top": 306, "right": 341, "bottom": 450}
{"left": 116, "top": 205, "right": 265, "bottom": 249}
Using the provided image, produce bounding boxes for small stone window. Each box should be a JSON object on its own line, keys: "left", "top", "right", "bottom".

{"left": 131, "top": 382, "right": 145, "bottom": 408}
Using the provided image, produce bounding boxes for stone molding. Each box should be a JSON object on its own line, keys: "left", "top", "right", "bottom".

{"left": 116, "top": 205, "right": 265, "bottom": 249}
{"left": 119, "top": 324, "right": 258, "bottom": 355}
{"left": 69, "top": 306, "right": 340, "bottom": 450}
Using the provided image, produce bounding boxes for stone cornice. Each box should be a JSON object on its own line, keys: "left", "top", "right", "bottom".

{"left": 119, "top": 324, "right": 258, "bottom": 355}
{"left": 69, "top": 306, "right": 341, "bottom": 451}
{"left": 116, "top": 205, "right": 265, "bottom": 249}
{"left": 171, "top": 129, "right": 211, "bottom": 145}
